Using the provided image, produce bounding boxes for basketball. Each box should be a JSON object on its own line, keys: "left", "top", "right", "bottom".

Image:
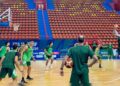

{"left": 64, "top": 57, "right": 73, "bottom": 68}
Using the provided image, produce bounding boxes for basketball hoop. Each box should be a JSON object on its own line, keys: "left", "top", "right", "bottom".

{"left": 13, "top": 23, "right": 20, "bottom": 32}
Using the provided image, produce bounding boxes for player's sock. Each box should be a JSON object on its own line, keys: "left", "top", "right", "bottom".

{"left": 27, "top": 75, "right": 33, "bottom": 80}
{"left": 99, "top": 64, "right": 102, "bottom": 68}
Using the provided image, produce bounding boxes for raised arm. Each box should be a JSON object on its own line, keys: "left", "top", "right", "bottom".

{"left": 113, "top": 29, "right": 120, "bottom": 37}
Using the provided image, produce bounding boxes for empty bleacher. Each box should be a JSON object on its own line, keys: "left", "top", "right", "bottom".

{"left": 48, "top": 0, "right": 120, "bottom": 48}
{"left": 0, "top": 0, "right": 39, "bottom": 40}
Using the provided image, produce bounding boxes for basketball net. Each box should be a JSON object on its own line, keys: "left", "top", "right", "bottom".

{"left": 13, "top": 23, "right": 20, "bottom": 32}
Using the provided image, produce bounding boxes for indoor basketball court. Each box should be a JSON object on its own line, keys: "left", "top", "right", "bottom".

{"left": 0, "top": 60, "right": 120, "bottom": 86}
{"left": 0, "top": 0, "right": 120, "bottom": 86}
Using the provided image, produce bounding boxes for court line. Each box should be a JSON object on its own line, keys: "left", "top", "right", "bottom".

{"left": 103, "top": 76, "right": 120, "bottom": 83}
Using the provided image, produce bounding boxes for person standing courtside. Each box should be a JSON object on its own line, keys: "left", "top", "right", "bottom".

{"left": 60, "top": 35, "right": 98, "bottom": 86}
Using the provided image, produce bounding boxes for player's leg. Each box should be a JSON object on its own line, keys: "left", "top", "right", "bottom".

{"left": 50, "top": 58, "right": 54, "bottom": 68}
{"left": 21, "top": 61, "right": 28, "bottom": 83}
{"left": 70, "top": 72, "right": 80, "bottom": 86}
{"left": 44, "top": 55, "right": 48, "bottom": 66}
{"left": 26, "top": 61, "right": 33, "bottom": 80}
{"left": 10, "top": 69, "right": 18, "bottom": 86}
{"left": 98, "top": 56, "right": 102, "bottom": 68}
{"left": 110, "top": 54, "right": 113, "bottom": 60}
{"left": 46, "top": 59, "right": 49, "bottom": 67}
{"left": 0, "top": 68, "right": 8, "bottom": 81}
{"left": 45, "top": 56, "right": 50, "bottom": 70}
{"left": 80, "top": 68, "right": 91, "bottom": 86}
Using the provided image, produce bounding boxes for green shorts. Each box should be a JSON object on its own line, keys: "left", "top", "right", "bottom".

{"left": 70, "top": 68, "right": 90, "bottom": 86}
{"left": 22, "top": 61, "right": 31, "bottom": 66}
{"left": 0, "top": 68, "right": 17, "bottom": 79}
{"left": 97, "top": 56, "right": 101, "bottom": 60}
{"left": 44, "top": 55, "right": 53, "bottom": 60}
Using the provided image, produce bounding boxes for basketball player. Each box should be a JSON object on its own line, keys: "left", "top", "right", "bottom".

{"left": 18, "top": 43, "right": 25, "bottom": 59}
{"left": 0, "top": 44, "right": 23, "bottom": 86}
{"left": 108, "top": 43, "right": 113, "bottom": 60}
{"left": 95, "top": 44, "right": 102, "bottom": 68}
{"left": 26, "top": 41, "right": 35, "bottom": 80}
{"left": 44, "top": 42, "right": 53, "bottom": 70}
{"left": 20, "top": 41, "right": 35, "bottom": 84}
{"left": 0, "top": 42, "right": 10, "bottom": 66}
{"left": 20, "top": 42, "right": 29, "bottom": 83}
{"left": 85, "top": 41, "right": 92, "bottom": 49}
{"left": 60, "top": 35, "right": 98, "bottom": 86}
{"left": 92, "top": 40, "right": 97, "bottom": 52}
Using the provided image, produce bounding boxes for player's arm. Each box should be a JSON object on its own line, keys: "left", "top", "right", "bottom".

{"left": 0, "top": 47, "right": 3, "bottom": 51}
{"left": 44, "top": 49, "right": 51, "bottom": 56}
{"left": 14, "top": 55, "right": 22, "bottom": 72}
{"left": 60, "top": 48, "right": 71, "bottom": 76}
{"left": 88, "top": 55, "right": 98, "bottom": 67}
{"left": 7, "top": 47, "right": 10, "bottom": 52}
{"left": 0, "top": 47, "right": 6, "bottom": 66}
{"left": 0, "top": 56, "right": 5, "bottom": 66}
{"left": 113, "top": 29, "right": 120, "bottom": 37}
{"left": 20, "top": 45, "right": 28, "bottom": 60}
{"left": 60, "top": 55, "right": 68, "bottom": 70}
{"left": 60, "top": 55, "right": 68, "bottom": 76}
{"left": 31, "top": 54, "right": 36, "bottom": 61}
{"left": 88, "top": 47, "right": 98, "bottom": 67}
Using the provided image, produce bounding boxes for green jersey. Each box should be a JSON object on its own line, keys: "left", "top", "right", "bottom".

{"left": 67, "top": 45, "right": 94, "bottom": 74}
{"left": 92, "top": 43, "right": 97, "bottom": 52}
{"left": 22, "top": 45, "right": 33, "bottom": 62}
{"left": 2, "top": 50, "right": 18, "bottom": 69}
{"left": 0, "top": 46, "right": 7, "bottom": 58}
{"left": 22, "top": 47, "right": 28, "bottom": 61}
{"left": 45, "top": 46, "right": 53, "bottom": 58}
{"left": 95, "top": 48, "right": 100, "bottom": 57}
{"left": 26, "top": 46, "right": 33, "bottom": 61}
{"left": 92, "top": 43, "right": 97, "bottom": 47}
{"left": 108, "top": 44, "right": 113, "bottom": 55}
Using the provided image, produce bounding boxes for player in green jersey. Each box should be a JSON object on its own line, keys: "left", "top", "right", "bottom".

{"left": 26, "top": 41, "right": 35, "bottom": 80}
{"left": 0, "top": 42, "right": 10, "bottom": 70}
{"left": 0, "top": 44, "right": 22, "bottom": 86}
{"left": 108, "top": 43, "right": 113, "bottom": 60}
{"left": 20, "top": 41, "right": 35, "bottom": 84}
{"left": 95, "top": 44, "right": 102, "bottom": 68}
{"left": 44, "top": 42, "right": 53, "bottom": 70}
{"left": 60, "top": 36, "right": 98, "bottom": 86}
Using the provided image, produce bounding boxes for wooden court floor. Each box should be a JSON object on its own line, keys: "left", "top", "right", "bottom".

{"left": 1, "top": 60, "right": 120, "bottom": 86}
